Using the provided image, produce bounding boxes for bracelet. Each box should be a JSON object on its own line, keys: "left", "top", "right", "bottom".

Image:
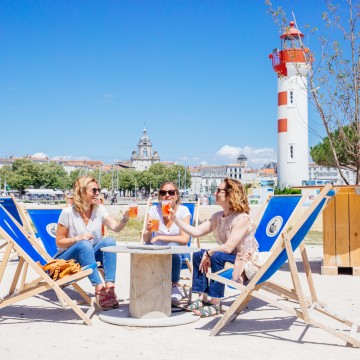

{"left": 121, "top": 217, "right": 129, "bottom": 224}
{"left": 206, "top": 250, "right": 211, "bottom": 257}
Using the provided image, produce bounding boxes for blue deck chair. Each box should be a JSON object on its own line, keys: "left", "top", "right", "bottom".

{"left": 207, "top": 185, "right": 360, "bottom": 348}
{"left": 25, "top": 207, "right": 106, "bottom": 279}
{"left": 26, "top": 208, "right": 61, "bottom": 257}
{"left": 0, "top": 195, "right": 24, "bottom": 226}
{"left": 219, "top": 192, "right": 305, "bottom": 290}
{"left": 0, "top": 195, "right": 32, "bottom": 260}
{"left": 0, "top": 204, "right": 96, "bottom": 325}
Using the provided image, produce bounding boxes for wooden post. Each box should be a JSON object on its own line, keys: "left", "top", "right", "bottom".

{"left": 322, "top": 186, "right": 360, "bottom": 275}
{"left": 129, "top": 253, "right": 172, "bottom": 318}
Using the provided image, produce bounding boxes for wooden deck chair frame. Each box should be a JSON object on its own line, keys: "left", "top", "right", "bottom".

{"left": 0, "top": 204, "right": 96, "bottom": 325}
{"left": 207, "top": 184, "right": 360, "bottom": 348}
{"left": 0, "top": 194, "right": 36, "bottom": 263}
{"left": 178, "top": 198, "right": 201, "bottom": 300}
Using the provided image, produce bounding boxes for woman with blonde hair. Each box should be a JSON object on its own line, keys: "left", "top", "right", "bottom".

{"left": 170, "top": 178, "right": 258, "bottom": 317}
{"left": 55, "top": 175, "right": 130, "bottom": 310}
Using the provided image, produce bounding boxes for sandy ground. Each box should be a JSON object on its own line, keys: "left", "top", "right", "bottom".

{"left": 1, "top": 243, "right": 360, "bottom": 360}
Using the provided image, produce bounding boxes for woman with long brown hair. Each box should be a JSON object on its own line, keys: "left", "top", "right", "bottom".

{"left": 170, "top": 178, "right": 259, "bottom": 317}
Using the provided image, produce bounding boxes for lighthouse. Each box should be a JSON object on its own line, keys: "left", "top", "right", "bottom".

{"left": 269, "top": 21, "right": 312, "bottom": 187}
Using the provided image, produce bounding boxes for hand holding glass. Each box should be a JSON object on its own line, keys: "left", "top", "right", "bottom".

{"left": 161, "top": 200, "right": 171, "bottom": 216}
{"left": 150, "top": 219, "right": 160, "bottom": 231}
{"left": 128, "top": 202, "right": 138, "bottom": 218}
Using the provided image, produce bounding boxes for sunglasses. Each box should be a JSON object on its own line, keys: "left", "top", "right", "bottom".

{"left": 215, "top": 188, "right": 227, "bottom": 194}
{"left": 159, "top": 190, "right": 176, "bottom": 196}
{"left": 90, "top": 188, "right": 101, "bottom": 194}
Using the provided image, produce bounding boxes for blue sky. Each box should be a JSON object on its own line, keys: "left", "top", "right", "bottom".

{"left": 0, "top": 0, "right": 330, "bottom": 168}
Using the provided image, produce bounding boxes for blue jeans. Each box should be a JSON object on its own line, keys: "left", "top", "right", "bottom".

{"left": 55, "top": 238, "right": 117, "bottom": 286}
{"left": 192, "top": 249, "right": 235, "bottom": 298}
{"left": 172, "top": 253, "right": 182, "bottom": 283}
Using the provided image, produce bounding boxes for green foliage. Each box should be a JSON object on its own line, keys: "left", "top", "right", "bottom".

{"left": 310, "top": 123, "right": 359, "bottom": 171}
{"left": 274, "top": 186, "right": 301, "bottom": 195}
{"left": 148, "top": 163, "right": 191, "bottom": 190}
{"left": 0, "top": 159, "right": 192, "bottom": 194}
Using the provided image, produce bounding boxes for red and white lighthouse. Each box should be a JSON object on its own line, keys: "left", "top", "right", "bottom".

{"left": 269, "top": 21, "right": 313, "bottom": 187}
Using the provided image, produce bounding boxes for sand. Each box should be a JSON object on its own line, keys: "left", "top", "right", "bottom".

{"left": 1, "top": 243, "right": 359, "bottom": 360}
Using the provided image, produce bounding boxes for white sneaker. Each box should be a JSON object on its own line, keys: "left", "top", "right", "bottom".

{"left": 171, "top": 285, "right": 183, "bottom": 306}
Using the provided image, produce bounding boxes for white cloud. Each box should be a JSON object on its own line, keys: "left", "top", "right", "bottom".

{"left": 215, "top": 145, "right": 276, "bottom": 168}
{"left": 32, "top": 152, "right": 49, "bottom": 159}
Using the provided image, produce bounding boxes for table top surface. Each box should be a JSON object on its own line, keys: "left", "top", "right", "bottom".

{"left": 101, "top": 245, "right": 201, "bottom": 255}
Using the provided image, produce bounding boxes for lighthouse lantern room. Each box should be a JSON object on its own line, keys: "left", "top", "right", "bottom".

{"left": 269, "top": 21, "right": 313, "bottom": 187}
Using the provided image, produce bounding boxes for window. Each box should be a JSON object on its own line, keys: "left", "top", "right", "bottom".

{"left": 288, "top": 90, "right": 295, "bottom": 107}
{"left": 288, "top": 144, "right": 295, "bottom": 162}
{"left": 143, "top": 149, "right": 148, "bottom": 157}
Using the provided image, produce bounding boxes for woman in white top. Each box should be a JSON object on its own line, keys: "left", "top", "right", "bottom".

{"left": 56, "top": 176, "right": 131, "bottom": 311}
{"left": 143, "top": 181, "right": 191, "bottom": 306}
{"left": 170, "top": 178, "right": 259, "bottom": 317}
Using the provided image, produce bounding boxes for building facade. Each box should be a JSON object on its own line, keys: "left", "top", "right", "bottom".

{"left": 307, "top": 164, "right": 356, "bottom": 185}
{"left": 130, "top": 128, "right": 160, "bottom": 171}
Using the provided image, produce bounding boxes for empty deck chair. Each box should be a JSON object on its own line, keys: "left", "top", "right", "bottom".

{"left": 0, "top": 195, "right": 32, "bottom": 260}
{"left": 207, "top": 185, "right": 360, "bottom": 348}
{"left": 0, "top": 204, "right": 96, "bottom": 325}
{"left": 0, "top": 195, "right": 25, "bottom": 226}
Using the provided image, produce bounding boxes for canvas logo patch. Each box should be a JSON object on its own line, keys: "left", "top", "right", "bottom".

{"left": 46, "top": 223, "right": 58, "bottom": 238}
{"left": 266, "top": 216, "right": 283, "bottom": 237}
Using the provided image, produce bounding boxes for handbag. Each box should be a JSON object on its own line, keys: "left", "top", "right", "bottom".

{"left": 41, "top": 259, "right": 81, "bottom": 280}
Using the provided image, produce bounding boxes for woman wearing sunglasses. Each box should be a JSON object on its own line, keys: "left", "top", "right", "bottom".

{"left": 55, "top": 175, "right": 130, "bottom": 311}
{"left": 143, "top": 181, "right": 191, "bottom": 306}
{"left": 169, "top": 178, "right": 259, "bottom": 317}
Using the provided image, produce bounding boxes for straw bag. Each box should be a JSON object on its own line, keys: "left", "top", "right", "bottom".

{"left": 41, "top": 259, "right": 81, "bottom": 280}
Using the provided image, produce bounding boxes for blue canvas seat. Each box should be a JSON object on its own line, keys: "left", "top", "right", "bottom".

{"left": 0, "top": 195, "right": 24, "bottom": 226}
{"left": 219, "top": 192, "right": 305, "bottom": 284}
{"left": 25, "top": 207, "right": 106, "bottom": 279}
{"left": 0, "top": 204, "right": 96, "bottom": 325}
{"left": 206, "top": 185, "right": 360, "bottom": 348}
{"left": 26, "top": 208, "right": 62, "bottom": 257}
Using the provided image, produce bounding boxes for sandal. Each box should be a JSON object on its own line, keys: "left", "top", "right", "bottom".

{"left": 105, "top": 286, "right": 120, "bottom": 309}
{"left": 95, "top": 287, "right": 115, "bottom": 311}
{"left": 187, "top": 299, "right": 205, "bottom": 311}
{"left": 194, "top": 304, "right": 221, "bottom": 318}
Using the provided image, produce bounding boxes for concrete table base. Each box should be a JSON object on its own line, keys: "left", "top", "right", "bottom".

{"left": 99, "top": 304, "right": 199, "bottom": 327}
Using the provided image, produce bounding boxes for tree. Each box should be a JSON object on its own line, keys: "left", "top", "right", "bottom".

{"left": 38, "top": 162, "right": 71, "bottom": 189}
{"left": 266, "top": 0, "right": 360, "bottom": 184}
{"left": 10, "top": 159, "right": 42, "bottom": 192}
{"left": 310, "top": 122, "right": 358, "bottom": 170}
